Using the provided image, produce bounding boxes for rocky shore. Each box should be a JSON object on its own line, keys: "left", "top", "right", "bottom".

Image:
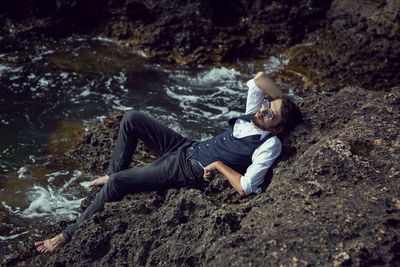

{"left": 2, "top": 0, "right": 400, "bottom": 266}
{"left": 6, "top": 87, "right": 400, "bottom": 266}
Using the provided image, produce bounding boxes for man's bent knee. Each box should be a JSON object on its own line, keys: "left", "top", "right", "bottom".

{"left": 108, "top": 174, "right": 124, "bottom": 189}
{"left": 122, "top": 110, "right": 145, "bottom": 125}
{"left": 105, "top": 174, "right": 127, "bottom": 201}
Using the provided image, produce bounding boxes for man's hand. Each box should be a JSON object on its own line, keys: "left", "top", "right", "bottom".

{"left": 202, "top": 161, "right": 246, "bottom": 196}
{"left": 203, "top": 162, "right": 219, "bottom": 181}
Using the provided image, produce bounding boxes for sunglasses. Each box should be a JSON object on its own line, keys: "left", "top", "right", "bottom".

{"left": 261, "top": 98, "right": 274, "bottom": 120}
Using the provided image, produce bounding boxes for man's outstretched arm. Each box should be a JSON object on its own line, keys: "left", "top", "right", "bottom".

{"left": 254, "top": 72, "right": 284, "bottom": 99}
{"left": 203, "top": 161, "right": 245, "bottom": 196}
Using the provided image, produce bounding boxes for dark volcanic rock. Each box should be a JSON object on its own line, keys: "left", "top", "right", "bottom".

{"left": 0, "top": 0, "right": 329, "bottom": 63}
{"left": 5, "top": 87, "right": 400, "bottom": 266}
{"left": 323, "top": 0, "right": 400, "bottom": 90}
{"left": 287, "top": 0, "right": 400, "bottom": 91}
{"left": 206, "top": 87, "right": 400, "bottom": 266}
{"left": 2, "top": 0, "right": 399, "bottom": 89}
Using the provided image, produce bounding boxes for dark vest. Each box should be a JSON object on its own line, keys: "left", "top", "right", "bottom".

{"left": 191, "top": 113, "right": 272, "bottom": 174}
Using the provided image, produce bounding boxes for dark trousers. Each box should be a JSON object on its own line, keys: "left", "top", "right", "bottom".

{"left": 62, "top": 111, "right": 203, "bottom": 242}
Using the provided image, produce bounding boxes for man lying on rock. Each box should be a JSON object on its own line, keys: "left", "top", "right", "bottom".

{"left": 35, "top": 71, "right": 302, "bottom": 253}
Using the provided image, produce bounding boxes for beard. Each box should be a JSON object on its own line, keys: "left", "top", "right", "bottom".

{"left": 251, "top": 115, "right": 269, "bottom": 131}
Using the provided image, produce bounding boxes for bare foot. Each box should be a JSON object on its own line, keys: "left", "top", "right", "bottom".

{"left": 88, "top": 175, "right": 109, "bottom": 188}
{"left": 35, "top": 234, "right": 66, "bottom": 254}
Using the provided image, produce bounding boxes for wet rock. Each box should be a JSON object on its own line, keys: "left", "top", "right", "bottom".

{"left": 5, "top": 86, "right": 400, "bottom": 266}
{"left": 0, "top": 0, "right": 329, "bottom": 63}
{"left": 2, "top": 0, "right": 399, "bottom": 90}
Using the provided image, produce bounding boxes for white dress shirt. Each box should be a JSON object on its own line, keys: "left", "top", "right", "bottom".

{"left": 236, "top": 79, "right": 282, "bottom": 195}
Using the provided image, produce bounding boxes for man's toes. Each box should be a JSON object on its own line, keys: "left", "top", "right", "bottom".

{"left": 42, "top": 246, "right": 51, "bottom": 254}
{"left": 37, "top": 246, "right": 45, "bottom": 253}
{"left": 34, "top": 241, "right": 44, "bottom": 247}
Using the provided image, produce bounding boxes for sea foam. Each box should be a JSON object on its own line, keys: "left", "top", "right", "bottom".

{"left": 4, "top": 171, "right": 86, "bottom": 222}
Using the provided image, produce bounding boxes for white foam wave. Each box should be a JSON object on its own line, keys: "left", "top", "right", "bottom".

{"left": 21, "top": 185, "right": 84, "bottom": 220}
{"left": 95, "top": 115, "right": 107, "bottom": 122}
{"left": 80, "top": 181, "right": 91, "bottom": 188}
{"left": 112, "top": 99, "right": 133, "bottom": 111}
{"left": 263, "top": 56, "right": 289, "bottom": 75}
{"left": 105, "top": 78, "right": 112, "bottom": 89}
{"left": 80, "top": 88, "right": 91, "bottom": 97}
{"left": 41, "top": 50, "right": 55, "bottom": 55}
{"left": 3, "top": 170, "right": 85, "bottom": 222}
{"left": 2, "top": 201, "right": 21, "bottom": 213}
{"left": 0, "top": 64, "right": 12, "bottom": 78}
{"left": 60, "top": 72, "right": 69, "bottom": 79}
{"left": 9, "top": 66, "right": 23, "bottom": 73}
{"left": 158, "top": 66, "right": 250, "bottom": 137}
{"left": 17, "top": 166, "right": 31, "bottom": 179}
{"left": 60, "top": 170, "right": 82, "bottom": 192}
{"left": 132, "top": 50, "right": 147, "bottom": 58}
{"left": 114, "top": 71, "right": 127, "bottom": 84}
{"left": 62, "top": 36, "right": 114, "bottom": 45}
{"left": 38, "top": 77, "right": 51, "bottom": 87}
{"left": 45, "top": 171, "right": 70, "bottom": 177}
{"left": 6, "top": 56, "right": 18, "bottom": 62}
{"left": 31, "top": 55, "right": 43, "bottom": 62}
{"left": 197, "top": 67, "right": 241, "bottom": 84}
{"left": 165, "top": 83, "right": 245, "bottom": 120}
{"left": 0, "top": 231, "right": 30, "bottom": 241}
{"left": 45, "top": 170, "right": 69, "bottom": 183}
{"left": 165, "top": 87, "right": 197, "bottom": 102}
{"left": 29, "top": 155, "right": 36, "bottom": 163}
{"left": 9, "top": 75, "right": 20, "bottom": 81}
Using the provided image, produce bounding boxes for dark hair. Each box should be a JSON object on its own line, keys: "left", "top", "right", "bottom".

{"left": 275, "top": 95, "right": 302, "bottom": 134}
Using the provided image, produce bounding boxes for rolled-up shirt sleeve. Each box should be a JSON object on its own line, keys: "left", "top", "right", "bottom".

{"left": 245, "top": 79, "right": 264, "bottom": 114}
{"left": 240, "top": 136, "right": 282, "bottom": 195}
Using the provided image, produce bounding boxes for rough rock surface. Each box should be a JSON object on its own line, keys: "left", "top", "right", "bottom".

{"left": 0, "top": 0, "right": 329, "bottom": 64}
{"left": 289, "top": 0, "right": 400, "bottom": 91}
{"left": 5, "top": 87, "right": 400, "bottom": 266}
{"left": 2, "top": 0, "right": 400, "bottom": 265}
{"left": 1, "top": 0, "right": 399, "bottom": 90}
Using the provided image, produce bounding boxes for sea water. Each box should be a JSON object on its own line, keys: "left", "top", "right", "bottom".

{"left": 0, "top": 34, "right": 289, "bottom": 260}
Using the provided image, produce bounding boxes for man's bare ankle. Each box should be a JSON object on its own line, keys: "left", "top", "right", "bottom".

{"left": 88, "top": 175, "right": 109, "bottom": 187}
